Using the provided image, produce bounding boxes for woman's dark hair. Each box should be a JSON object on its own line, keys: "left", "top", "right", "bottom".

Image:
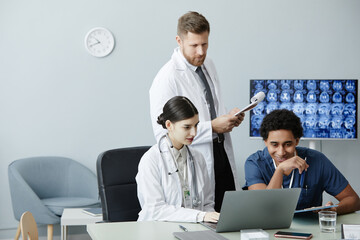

{"left": 260, "top": 109, "right": 303, "bottom": 140}
{"left": 157, "top": 96, "right": 198, "bottom": 129}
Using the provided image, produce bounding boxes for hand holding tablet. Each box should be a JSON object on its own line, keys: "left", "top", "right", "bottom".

{"left": 295, "top": 204, "right": 338, "bottom": 213}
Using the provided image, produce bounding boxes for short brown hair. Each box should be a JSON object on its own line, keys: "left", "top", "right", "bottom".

{"left": 177, "top": 11, "right": 210, "bottom": 37}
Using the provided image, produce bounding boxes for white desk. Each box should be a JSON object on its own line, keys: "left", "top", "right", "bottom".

{"left": 61, "top": 208, "right": 102, "bottom": 240}
{"left": 87, "top": 212, "right": 359, "bottom": 239}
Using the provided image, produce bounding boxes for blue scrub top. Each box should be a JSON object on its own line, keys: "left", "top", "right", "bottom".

{"left": 243, "top": 147, "right": 349, "bottom": 210}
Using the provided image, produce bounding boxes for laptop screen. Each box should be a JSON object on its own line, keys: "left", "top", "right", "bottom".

{"left": 201, "top": 188, "right": 301, "bottom": 232}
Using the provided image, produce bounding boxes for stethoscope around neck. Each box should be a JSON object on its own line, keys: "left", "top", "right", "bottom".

{"left": 158, "top": 134, "right": 202, "bottom": 208}
{"left": 272, "top": 151, "right": 298, "bottom": 189}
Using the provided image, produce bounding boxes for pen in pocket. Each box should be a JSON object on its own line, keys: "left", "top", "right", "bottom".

{"left": 300, "top": 157, "right": 307, "bottom": 187}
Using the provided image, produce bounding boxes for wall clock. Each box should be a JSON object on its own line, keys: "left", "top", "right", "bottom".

{"left": 84, "top": 27, "right": 115, "bottom": 57}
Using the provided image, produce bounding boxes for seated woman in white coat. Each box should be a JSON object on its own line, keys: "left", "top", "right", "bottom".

{"left": 136, "top": 96, "right": 219, "bottom": 223}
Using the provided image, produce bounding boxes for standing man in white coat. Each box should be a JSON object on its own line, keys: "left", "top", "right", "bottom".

{"left": 149, "top": 11, "right": 245, "bottom": 212}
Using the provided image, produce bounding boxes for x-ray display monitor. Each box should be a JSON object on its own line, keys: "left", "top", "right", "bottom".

{"left": 249, "top": 79, "right": 358, "bottom": 139}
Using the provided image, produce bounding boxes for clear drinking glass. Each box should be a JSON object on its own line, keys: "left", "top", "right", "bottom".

{"left": 318, "top": 211, "right": 337, "bottom": 233}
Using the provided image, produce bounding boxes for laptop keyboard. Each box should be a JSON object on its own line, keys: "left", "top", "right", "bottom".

{"left": 203, "top": 222, "right": 217, "bottom": 230}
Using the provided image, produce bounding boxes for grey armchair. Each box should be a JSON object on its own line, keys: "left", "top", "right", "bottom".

{"left": 8, "top": 156, "right": 100, "bottom": 240}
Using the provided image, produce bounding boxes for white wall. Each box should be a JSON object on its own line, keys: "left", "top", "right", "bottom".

{"left": 1, "top": 0, "right": 359, "bottom": 232}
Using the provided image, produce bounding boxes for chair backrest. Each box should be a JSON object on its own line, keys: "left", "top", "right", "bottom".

{"left": 96, "top": 146, "right": 150, "bottom": 222}
{"left": 20, "top": 211, "right": 39, "bottom": 240}
{"left": 9, "top": 157, "right": 98, "bottom": 199}
{"left": 8, "top": 157, "right": 99, "bottom": 224}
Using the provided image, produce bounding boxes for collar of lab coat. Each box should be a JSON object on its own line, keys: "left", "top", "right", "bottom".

{"left": 172, "top": 47, "right": 216, "bottom": 83}
{"left": 171, "top": 47, "right": 221, "bottom": 111}
{"left": 158, "top": 135, "right": 187, "bottom": 161}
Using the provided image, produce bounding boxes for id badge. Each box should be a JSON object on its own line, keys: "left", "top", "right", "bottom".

{"left": 184, "top": 189, "right": 190, "bottom": 199}
{"left": 183, "top": 186, "right": 191, "bottom": 208}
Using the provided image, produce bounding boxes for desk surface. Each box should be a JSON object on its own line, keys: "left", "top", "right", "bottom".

{"left": 87, "top": 212, "right": 359, "bottom": 240}
{"left": 62, "top": 208, "right": 102, "bottom": 226}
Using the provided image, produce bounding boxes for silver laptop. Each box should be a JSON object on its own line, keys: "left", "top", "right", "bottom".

{"left": 201, "top": 188, "right": 301, "bottom": 232}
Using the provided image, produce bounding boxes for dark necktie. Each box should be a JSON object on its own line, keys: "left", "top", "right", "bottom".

{"left": 196, "top": 66, "right": 224, "bottom": 142}
{"left": 196, "top": 67, "right": 217, "bottom": 120}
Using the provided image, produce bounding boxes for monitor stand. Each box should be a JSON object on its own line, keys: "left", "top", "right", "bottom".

{"left": 309, "top": 140, "right": 316, "bottom": 150}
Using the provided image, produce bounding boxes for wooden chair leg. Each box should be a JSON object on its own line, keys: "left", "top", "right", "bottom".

{"left": 14, "top": 223, "right": 21, "bottom": 240}
{"left": 47, "top": 224, "right": 53, "bottom": 240}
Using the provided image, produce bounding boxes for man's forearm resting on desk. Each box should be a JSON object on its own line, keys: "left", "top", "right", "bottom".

{"left": 331, "top": 184, "right": 360, "bottom": 215}
{"left": 250, "top": 183, "right": 360, "bottom": 215}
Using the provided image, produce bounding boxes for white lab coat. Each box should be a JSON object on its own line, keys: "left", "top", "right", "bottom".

{"left": 136, "top": 142, "right": 215, "bottom": 222}
{"left": 149, "top": 47, "right": 239, "bottom": 190}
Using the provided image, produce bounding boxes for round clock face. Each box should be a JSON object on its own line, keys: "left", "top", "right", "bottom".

{"left": 85, "top": 27, "right": 115, "bottom": 57}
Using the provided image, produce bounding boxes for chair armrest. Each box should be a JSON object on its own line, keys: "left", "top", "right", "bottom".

{"left": 8, "top": 166, "right": 60, "bottom": 224}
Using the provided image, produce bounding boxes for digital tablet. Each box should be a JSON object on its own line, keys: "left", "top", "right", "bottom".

{"left": 234, "top": 91, "right": 265, "bottom": 116}
{"left": 294, "top": 205, "right": 338, "bottom": 213}
{"left": 234, "top": 102, "right": 259, "bottom": 116}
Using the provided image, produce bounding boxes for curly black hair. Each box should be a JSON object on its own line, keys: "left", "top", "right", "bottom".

{"left": 259, "top": 109, "right": 303, "bottom": 140}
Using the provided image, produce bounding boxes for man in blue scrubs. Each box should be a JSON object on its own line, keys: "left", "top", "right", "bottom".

{"left": 243, "top": 109, "right": 360, "bottom": 215}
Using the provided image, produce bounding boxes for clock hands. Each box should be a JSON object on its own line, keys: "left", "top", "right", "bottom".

{"left": 89, "top": 38, "right": 101, "bottom": 47}
{"left": 89, "top": 42, "right": 101, "bottom": 47}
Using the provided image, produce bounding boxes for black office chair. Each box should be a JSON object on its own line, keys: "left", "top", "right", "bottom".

{"left": 96, "top": 146, "right": 151, "bottom": 222}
